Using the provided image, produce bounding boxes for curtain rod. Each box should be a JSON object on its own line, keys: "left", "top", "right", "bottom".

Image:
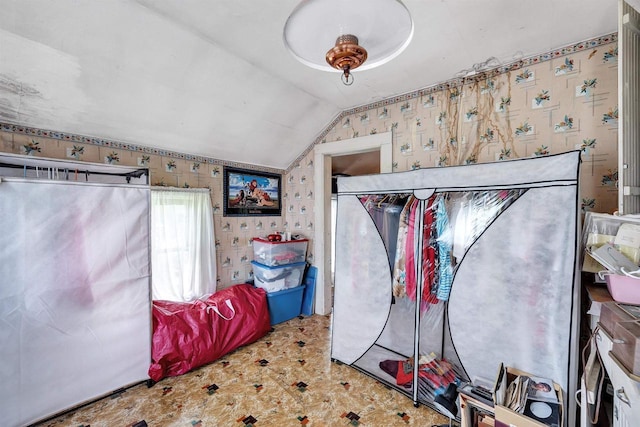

{"left": 151, "top": 186, "right": 210, "bottom": 193}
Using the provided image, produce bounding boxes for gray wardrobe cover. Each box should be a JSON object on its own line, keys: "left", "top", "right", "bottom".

{"left": 331, "top": 151, "right": 580, "bottom": 415}
{"left": 0, "top": 173, "right": 150, "bottom": 426}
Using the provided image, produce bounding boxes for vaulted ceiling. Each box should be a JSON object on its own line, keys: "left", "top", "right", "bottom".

{"left": 0, "top": 1, "right": 619, "bottom": 170}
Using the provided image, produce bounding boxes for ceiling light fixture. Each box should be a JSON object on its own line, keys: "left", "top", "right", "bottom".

{"left": 283, "top": 0, "right": 414, "bottom": 86}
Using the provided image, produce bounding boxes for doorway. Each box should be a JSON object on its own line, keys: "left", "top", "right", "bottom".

{"left": 312, "top": 131, "right": 393, "bottom": 315}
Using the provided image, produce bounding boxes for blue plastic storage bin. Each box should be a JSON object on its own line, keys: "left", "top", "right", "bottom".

{"left": 266, "top": 284, "right": 305, "bottom": 325}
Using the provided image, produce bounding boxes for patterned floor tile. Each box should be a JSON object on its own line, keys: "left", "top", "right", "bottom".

{"left": 38, "top": 315, "right": 447, "bottom": 426}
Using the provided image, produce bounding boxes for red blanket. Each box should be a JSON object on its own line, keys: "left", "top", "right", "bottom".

{"left": 148, "top": 284, "right": 271, "bottom": 382}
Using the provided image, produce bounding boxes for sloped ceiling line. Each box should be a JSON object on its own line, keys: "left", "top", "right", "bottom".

{"left": 0, "top": 122, "right": 285, "bottom": 174}
{"left": 1, "top": 32, "right": 618, "bottom": 177}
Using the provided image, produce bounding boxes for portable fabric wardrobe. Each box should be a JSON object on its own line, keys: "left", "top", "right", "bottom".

{"left": 0, "top": 153, "right": 151, "bottom": 427}
{"left": 331, "top": 151, "right": 581, "bottom": 425}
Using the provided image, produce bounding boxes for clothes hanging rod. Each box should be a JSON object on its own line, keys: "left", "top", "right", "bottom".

{"left": 0, "top": 162, "right": 148, "bottom": 182}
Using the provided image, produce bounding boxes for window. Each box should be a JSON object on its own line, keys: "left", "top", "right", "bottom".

{"left": 151, "top": 188, "right": 217, "bottom": 301}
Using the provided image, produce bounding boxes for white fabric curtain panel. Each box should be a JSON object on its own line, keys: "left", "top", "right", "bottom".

{"left": 151, "top": 187, "right": 217, "bottom": 301}
{"left": 0, "top": 178, "right": 151, "bottom": 426}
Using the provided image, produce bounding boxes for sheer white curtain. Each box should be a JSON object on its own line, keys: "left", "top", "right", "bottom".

{"left": 151, "top": 187, "right": 217, "bottom": 301}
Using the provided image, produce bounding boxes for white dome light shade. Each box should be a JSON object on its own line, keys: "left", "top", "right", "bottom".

{"left": 283, "top": 0, "right": 414, "bottom": 73}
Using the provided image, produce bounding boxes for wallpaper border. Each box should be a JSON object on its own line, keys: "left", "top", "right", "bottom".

{"left": 0, "top": 32, "right": 617, "bottom": 177}
{"left": 0, "top": 123, "right": 284, "bottom": 175}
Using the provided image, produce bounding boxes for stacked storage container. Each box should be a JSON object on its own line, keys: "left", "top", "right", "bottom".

{"left": 251, "top": 238, "right": 308, "bottom": 325}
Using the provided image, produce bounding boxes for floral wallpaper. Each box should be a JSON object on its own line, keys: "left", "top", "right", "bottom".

{"left": 0, "top": 33, "right": 620, "bottom": 291}
{"left": 0, "top": 126, "right": 290, "bottom": 290}
{"left": 290, "top": 34, "right": 620, "bottom": 216}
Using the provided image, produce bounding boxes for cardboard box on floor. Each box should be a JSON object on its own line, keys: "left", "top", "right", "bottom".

{"left": 492, "top": 364, "right": 564, "bottom": 427}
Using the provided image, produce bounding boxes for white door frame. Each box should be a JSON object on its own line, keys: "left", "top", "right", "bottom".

{"left": 312, "top": 131, "right": 393, "bottom": 315}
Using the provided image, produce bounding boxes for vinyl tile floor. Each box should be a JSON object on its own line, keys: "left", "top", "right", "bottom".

{"left": 37, "top": 314, "right": 448, "bottom": 427}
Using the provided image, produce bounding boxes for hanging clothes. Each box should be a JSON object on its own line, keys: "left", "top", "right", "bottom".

{"left": 368, "top": 202, "right": 386, "bottom": 231}
{"left": 382, "top": 202, "right": 403, "bottom": 267}
{"left": 435, "top": 196, "right": 454, "bottom": 301}
{"left": 392, "top": 195, "right": 416, "bottom": 298}
{"left": 360, "top": 195, "right": 406, "bottom": 268}
{"left": 421, "top": 195, "right": 440, "bottom": 310}
{"left": 404, "top": 197, "right": 421, "bottom": 301}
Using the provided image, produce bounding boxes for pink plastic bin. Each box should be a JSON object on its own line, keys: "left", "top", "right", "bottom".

{"left": 606, "top": 273, "right": 640, "bottom": 304}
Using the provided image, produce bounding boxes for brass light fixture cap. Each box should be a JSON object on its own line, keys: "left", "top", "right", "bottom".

{"left": 325, "top": 34, "right": 368, "bottom": 72}
{"left": 283, "top": 0, "right": 413, "bottom": 74}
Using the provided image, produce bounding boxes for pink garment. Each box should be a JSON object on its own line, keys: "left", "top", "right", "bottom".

{"left": 422, "top": 195, "right": 439, "bottom": 310}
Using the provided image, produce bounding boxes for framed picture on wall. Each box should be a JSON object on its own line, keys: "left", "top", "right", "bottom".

{"left": 223, "top": 166, "right": 282, "bottom": 217}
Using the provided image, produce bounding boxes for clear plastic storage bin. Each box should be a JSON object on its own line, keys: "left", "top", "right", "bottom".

{"left": 251, "top": 260, "right": 306, "bottom": 292}
{"left": 252, "top": 238, "right": 308, "bottom": 267}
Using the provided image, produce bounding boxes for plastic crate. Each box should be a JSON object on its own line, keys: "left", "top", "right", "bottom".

{"left": 266, "top": 285, "right": 305, "bottom": 325}
{"left": 251, "top": 260, "right": 306, "bottom": 292}
{"left": 252, "top": 238, "right": 308, "bottom": 267}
